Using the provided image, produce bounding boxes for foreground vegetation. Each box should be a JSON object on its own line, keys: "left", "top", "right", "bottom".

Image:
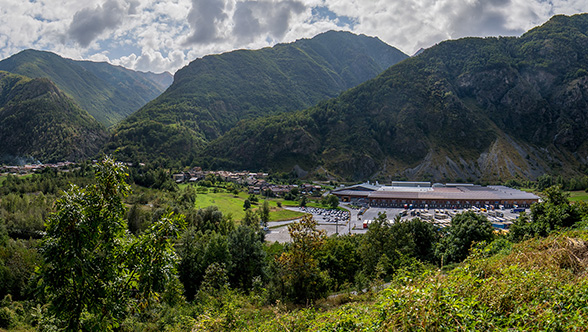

{"left": 1, "top": 160, "right": 588, "bottom": 330}
{"left": 178, "top": 230, "right": 588, "bottom": 331}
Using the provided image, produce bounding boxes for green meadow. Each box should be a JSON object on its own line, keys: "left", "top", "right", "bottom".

{"left": 193, "top": 190, "right": 305, "bottom": 222}
{"left": 568, "top": 190, "right": 588, "bottom": 203}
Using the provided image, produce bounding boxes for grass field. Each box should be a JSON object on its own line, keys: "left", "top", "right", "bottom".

{"left": 518, "top": 188, "right": 588, "bottom": 203}
{"left": 193, "top": 190, "right": 305, "bottom": 222}
{"left": 0, "top": 173, "right": 33, "bottom": 184}
{"left": 568, "top": 190, "right": 588, "bottom": 202}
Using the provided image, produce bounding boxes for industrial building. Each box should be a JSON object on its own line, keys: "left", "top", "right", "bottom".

{"left": 332, "top": 182, "right": 540, "bottom": 209}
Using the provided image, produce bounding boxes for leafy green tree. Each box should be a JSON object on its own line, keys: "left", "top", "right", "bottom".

{"left": 358, "top": 212, "right": 391, "bottom": 274}
{"left": 243, "top": 199, "right": 252, "bottom": 210}
{"left": 187, "top": 205, "right": 234, "bottom": 234}
{"left": 537, "top": 174, "right": 553, "bottom": 191}
{"left": 321, "top": 195, "right": 339, "bottom": 209}
{"left": 260, "top": 200, "right": 270, "bottom": 225}
{"left": 391, "top": 217, "right": 440, "bottom": 263}
{"left": 299, "top": 195, "right": 307, "bottom": 207}
{"left": 178, "top": 229, "right": 231, "bottom": 301}
{"left": 176, "top": 185, "right": 197, "bottom": 207}
{"left": 195, "top": 262, "right": 230, "bottom": 308}
{"left": 327, "top": 195, "right": 339, "bottom": 209}
{"left": 39, "top": 157, "right": 185, "bottom": 330}
{"left": 127, "top": 203, "right": 151, "bottom": 235}
{"left": 316, "top": 234, "right": 361, "bottom": 291}
{"left": 0, "top": 237, "right": 40, "bottom": 301}
{"left": 227, "top": 225, "right": 267, "bottom": 290}
{"left": 510, "top": 185, "right": 584, "bottom": 241}
{"left": 205, "top": 173, "right": 218, "bottom": 185}
{"left": 242, "top": 208, "right": 259, "bottom": 228}
{"left": 435, "top": 211, "right": 495, "bottom": 264}
{"left": 276, "top": 214, "right": 328, "bottom": 303}
{"left": 507, "top": 211, "right": 532, "bottom": 242}
{"left": 248, "top": 194, "right": 259, "bottom": 203}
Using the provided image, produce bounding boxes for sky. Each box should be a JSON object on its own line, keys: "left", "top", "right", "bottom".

{"left": 0, "top": 0, "right": 586, "bottom": 74}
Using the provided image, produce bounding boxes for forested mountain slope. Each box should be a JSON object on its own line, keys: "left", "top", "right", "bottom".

{"left": 0, "top": 50, "right": 172, "bottom": 127}
{"left": 105, "top": 31, "right": 408, "bottom": 163}
{"left": 0, "top": 71, "right": 107, "bottom": 163}
{"left": 204, "top": 14, "right": 588, "bottom": 182}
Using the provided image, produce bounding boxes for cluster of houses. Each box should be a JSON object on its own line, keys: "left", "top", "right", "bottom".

{"left": 0, "top": 161, "right": 76, "bottom": 175}
{"left": 248, "top": 182, "right": 322, "bottom": 197}
{"left": 173, "top": 167, "right": 323, "bottom": 197}
{"left": 172, "top": 167, "right": 269, "bottom": 184}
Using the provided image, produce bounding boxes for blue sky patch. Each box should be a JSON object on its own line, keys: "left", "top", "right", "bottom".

{"left": 311, "top": 6, "right": 357, "bottom": 29}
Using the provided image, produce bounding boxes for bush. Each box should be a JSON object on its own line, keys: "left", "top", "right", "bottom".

{"left": 0, "top": 307, "right": 13, "bottom": 329}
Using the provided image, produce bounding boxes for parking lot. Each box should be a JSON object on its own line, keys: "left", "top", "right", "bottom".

{"left": 264, "top": 204, "right": 527, "bottom": 243}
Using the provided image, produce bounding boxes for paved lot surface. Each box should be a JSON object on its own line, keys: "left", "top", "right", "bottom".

{"left": 265, "top": 204, "right": 527, "bottom": 243}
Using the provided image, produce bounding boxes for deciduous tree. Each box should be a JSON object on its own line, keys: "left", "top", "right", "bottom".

{"left": 435, "top": 211, "right": 494, "bottom": 264}
{"left": 39, "top": 157, "right": 184, "bottom": 330}
{"left": 276, "top": 214, "right": 328, "bottom": 303}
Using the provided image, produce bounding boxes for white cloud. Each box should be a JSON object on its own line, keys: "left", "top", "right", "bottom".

{"left": 67, "top": 0, "right": 126, "bottom": 47}
{"left": 0, "top": 0, "right": 587, "bottom": 73}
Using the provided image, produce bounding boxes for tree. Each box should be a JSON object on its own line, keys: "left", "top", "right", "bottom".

{"left": 537, "top": 174, "right": 553, "bottom": 191}
{"left": 435, "top": 211, "right": 494, "bottom": 264}
{"left": 391, "top": 217, "right": 439, "bottom": 263}
{"left": 299, "top": 195, "right": 307, "bottom": 207}
{"left": 260, "top": 200, "right": 270, "bottom": 225}
{"left": 188, "top": 205, "right": 233, "bottom": 234}
{"left": 510, "top": 185, "right": 584, "bottom": 241}
{"left": 316, "top": 234, "right": 361, "bottom": 291}
{"left": 39, "top": 157, "right": 185, "bottom": 330}
{"left": 242, "top": 208, "right": 259, "bottom": 228}
{"left": 321, "top": 195, "right": 339, "bottom": 209}
{"left": 327, "top": 195, "right": 339, "bottom": 209}
{"left": 227, "top": 225, "right": 267, "bottom": 290}
{"left": 358, "top": 212, "right": 395, "bottom": 278}
{"left": 0, "top": 237, "right": 40, "bottom": 301}
{"left": 178, "top": 229, "right": 231, "bottom": 301}
{"left": 248, "top": 194, "right": 259, "bottom": 203}
{"left": 276, "top": 214, "right": 328, "bottom": 303}
{"left": 243, "top": 199, "right": 252, "bottom": 210}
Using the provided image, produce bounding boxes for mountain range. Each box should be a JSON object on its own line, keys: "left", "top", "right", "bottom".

{"left": 2, "top": 15, "right": 588, "bottom": 182}
{"left": 0, "top": 71, "right": 107, "bottom": 163}
{"left": 105, "top": 30, "right": 408, "bottom": 164}
{"left": 0, "top": 50, "right": 172, "bottom": 127}
{"left": 203, "top": 14, "right": 588, "bottom": 182}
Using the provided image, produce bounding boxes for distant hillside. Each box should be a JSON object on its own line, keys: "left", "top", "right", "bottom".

{"left": 0, "top": 71, "right": 107, "bottom": 163}
{"left": 0, "top": 50, "right": 172, "bottom": 127}
{"left": 105, "top": 31, "right": 408, "bottom": 162}
{"left": 204, "top": 14, "right": 588, "bottom": 182}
